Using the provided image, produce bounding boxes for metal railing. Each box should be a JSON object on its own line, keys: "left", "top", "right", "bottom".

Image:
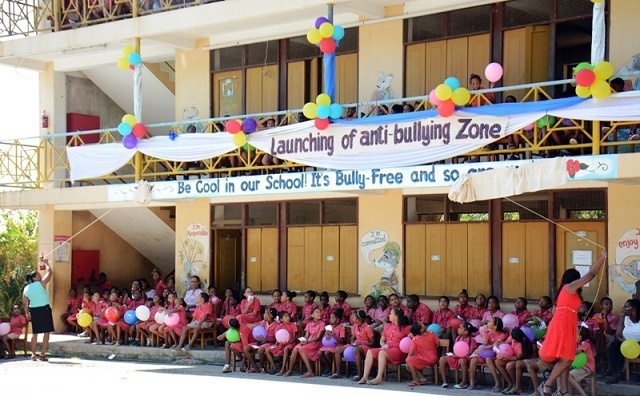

{"left": 1, "top": 79, "right": 639, "bottom": 189}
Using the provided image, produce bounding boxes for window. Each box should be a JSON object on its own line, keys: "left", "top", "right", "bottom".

{"left": 449, "top": 6, "right": 492, "bottom": 37}
{"left": 212, "top": 204, "right": 242, "bottom": 226}
{"left": 502, "top": 192, "right": 549, "bottom": 220}
{"left": 408, "top": 13, "right": 446, "bottom": 43}
{"left": 557, "top": 0, "right": 594, "bottom": 20}
{"left": 248, "top": 203, "right": 277, "bottom": 226}
{"left": 504, "top": 0, "right": 551, "bottom": 28}
{"left": 553, "top": 190, "right": 606, "bottom": 220}
{"left": 406, "top": 5, "right": 490, "bottom": 44}
{"left": 288, "top": 199, "right": 358, "bottom": 225}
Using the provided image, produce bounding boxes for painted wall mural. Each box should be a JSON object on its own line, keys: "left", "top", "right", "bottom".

{"left": 177, "top": 223, "right": 209, "bottom": 290}
{"left": 360, "top": 229, "right": 402, "bottom": 299}
{"left": 610, "top": 227, "right": 640, "bottom": 299}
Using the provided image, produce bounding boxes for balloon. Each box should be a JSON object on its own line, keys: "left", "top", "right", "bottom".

{"left": 399, "top": 337, "right": 412, "bottom": 353}
{"left": 303, "top": 102, "right": 318, "bottom": 119}
{"left": 242, "top": 118, "right": 257, "bottom": 134}
{"left": 319, "top": 22, "right": 334, "bottom": 39}
{"left": 226, "top": 328, "right": 240, "bottom": 342}
{"left": 576, "top": 85, "right": 591, "bottom": 98}
{"left": 427, "top": 323, "right": 441, "bottom": 336}
{"left": 77, "top": 312, "right": 92, "bottom": 328}
{"left": 319, "top": 38, "right": 336, "bottom": 54}
{"left": 154, "top": 311, "right": 165, "bottom": 324}
{"left": 561, "top": 118, "right": 574, "bottom": 127}
{"left": 275, "top": 328, "right": 290, "bottom": 343}
{"left": 449, "top": 318, "right": 463, "bottom": 330}
{"left": 315, "top": 16, "right": 329, "bottom": 29}
{"left": 128, "top": 52, "right": 142, "bottom": 66}
{"left": 523, "top": 123, "right": 535, "bottom": 131}
{"left": 532, "top": 325, "right": 546, "bottom": 340}
{"left": 322, "top": 336, "right": 338, "bottom": 348}
{"left": 80, "top": 308, "right": 91, "bottom": 315}
{"left": 621, "top": 339, "right": 640, "bottom": 359}
{"left": 329, "top": 103, "right": 343, "bottom": 119}
{"left": 591, "top": 79, "right": 611, "bottom": 99}
{"left": 591, "top": 0, "right": 603, "bottom": 3}
{"left": 429, "top": 89, "right": 441, "bottom": 106}
{"left": 124, "top": 310, "right": 138, "bottom": 325}
{"left": 316, "top": 93, "right": 331, "bottom": 106}
{"left": 575, "top": 69, "right": 595, "bottom": 87}
{"left": 164, "top": 313, "right": 179, "bottom": 327}
{"left": 474, "top": 334, "right": 484, "bottom": 345}
{"left": 332, "top": 25, "right": 345, "bottom": 41}
{"left": 122, "top": 134, "right": 138, "bottom": 149}
{"left": 122, "top": 114, "right": 136, "bottom": 126}
{"left": 479, "top": 348, "right": 496, "bottom": 359}
{"left": 135, "top": 305, "right": 150, "bottom": 321}
{"left": 593, "top": 61, "right": 614, "bottom": 80}
{"left": 105, "top": 307, "right": 120, "bottom": 322}
{"left": 574, "top": 62, "right": 593, "bottom": 73}
{"left": 485, "top": 62, "right": 504, "bottom": 83}
{"left": 117, "top": 58, "right": 130, "bottom": 70}
{"left": 129, "top": 65, "right": 135, "bottom": 71}
{"left": 315, "top": 117, "right": 330, "bottom": 130}
{"left": 498, "top": 343, "right": 514, "bottom": 357}
{"left": 444, "top": 76, "right": 460, "bottom": 90}
{"left": 233, "top": 131, "right": 247, "bottom": 147}
{"left": 222, "top": 315, "right": 234, "bottom": 329}
{"left": 225, "top": 119, "right": 242, "bottom": 134}
{"left": 571, "top": 352, "right": 587, "bottom": 369}
{"left": 435, "top": 83, "right": 453, "bottom": 101}
{"left": 452, "top": 88, "right": 471, "bottom": 106}
{"left": 252, "top": 326, "right": 267, "bottom": 340}
{"left": 118, "top": 122, "right": 132, "bottom": 136}
{"left": 132, "top": 123, "right": 147, "bottom": 138}
{"left": 243, "top": 143, "right": 256, "bottom": 152}
{"left": 470, "top": 319, "right": 481, "bottom": 328}
{"left": 0, "top": 323, "right": 10, "bottom": 336}
{"left": 307, "top": 28, "right": 322, "bottom": 45}
{"left": 437, "top": 100, "right": 455, "bottom": 117}
{"left": 537, "top": 115, "right": 556, "bottom": 129}
{"left": 316, "top": 104, "right": 331, "bottom": 119}
{"left": 521, "top": 326, "right": 535, "bottom": 342}
{"left": 454, "top": 341, "right": 470, "bottom": 357}
{"left": 343, "top": 345, "right": 356, "bottom": 362}
{"left": 211, "top": 296, "right": 220, "bottom": 306}
{"left": 123, "top": 45, "right": 135, "bottom": 56}
{"left": 502, "top": 314, "right": 519, "bottom": 330}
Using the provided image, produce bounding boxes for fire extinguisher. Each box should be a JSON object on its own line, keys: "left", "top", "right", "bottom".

{"left": 42, "top": 111, "right": 49, "bottom": 128}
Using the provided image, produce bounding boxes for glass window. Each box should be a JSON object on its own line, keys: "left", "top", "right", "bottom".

{"left": 213, "top": 46, "right": 243, "bottom": 71}
{"left": 247, "top": 41, "right": 278, "bottom": 66}
{"left": 448, "top": 201, "right": 489, "bottom": 221}
{"left": 405, "top": 196, "right": 446, "bottom": 222}
{"left": 553, "top": 190, "right": 606, "bottom": 220}
{"left": 449, "top": 5, "right": 491, "bottom": 36}
{"left": 557, "top": 0, "right": 593, "bottom": 20}
{"left": 287, "top": 36, "right": 321, "bottom": 60}
{"left": 324, "top": 199, "right": 357, "bottom": 224}
{"left": 502, "top": 192, "right": 549, "bottom": 220}
{"left": 336, "top": 27, "right": 358, "bottom": 54}
{"left": 212, "top": 204, "right": 242, "bottom": 226}
{"left": 288, "top": 201, "right": 320, "bottom": 225}
{"left": 247, "top": 203, "right": 277, "bottom": 226}
{"left": 408, "top": 13, "right": 445, "bottom": 42}
{"left": 504, "top": 0, "right": 551, "bottom": 28}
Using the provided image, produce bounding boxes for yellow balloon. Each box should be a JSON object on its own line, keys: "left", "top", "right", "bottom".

{"left": 319, "top": 22, "right": 334, "bottom": 39}
{"left": 575, "top": 85, "right": 591, "bottom": 98}
{"left": 593, "top": 61, "right": 614, "bottom": 80}
{"left": 117, "top": 58, "right": 130, "bottom": 70}
{"left": 590, "top": 0, "right": 602, "bottom": 3}
{"left": 303, "top": 102, "right": 318, "bottom": 119}
{"left": 122, "top": 114, "right": 137, "bottom": 126}
{"left": 233, "top": 131, "right": 247, "bottom": 147}
{"left": 316, "top": 93, "right": 331, "bottom": 106}
{"left": 435, "top": 84, "right": 453, "bottom": 101}
{"left": 307, "top": 28, "right": 322, "bottom": 45}
{"left": 77, "top": 312, "right": 92, "bottom": 328}
{"left": 451, "top": 88, "right": 471, "bottom": 106}
{"left": 123, "top": 45, "right": 135, "bottom": 56}
{"left": 591, "top": 80, "right": 611, "bottom": 99}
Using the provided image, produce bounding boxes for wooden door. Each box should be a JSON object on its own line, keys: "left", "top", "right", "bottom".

{"left": 304, "top": 227, "right": 323, "bottom": 290}
{"left": 288, "top": 61, "right": 306, "bottom": 110}
{"left": 425, "top": 224, "right": 447, "bottom": 296}
{"left": 246, "top": 64, "right": 278, "bottom": 115}
{"left": 322, "top": 226, "right": 340, "bottom": 292}
{"left": 287, "top": 227, "right": 306, "bottom": 291}
{"left": 502, "top": 222, "right": 527, "bottom": 299}
{"left": 216, "top": 229, "right": 241, "bottom": 292}
{"left": 246, "top": 228, "right": 262, "bottom": 290}
{"left": 246, "top": 227, "right": 278, "bottom": 292}
{"left": 525, "top": 222, "right": 549, "bottom": 299}
{"left": 467, "top": 223, "right": 490, "bottom": 296}
{"left": 405, "top": 43, "right": 426, "bottom": 98}
{"left": 530, "top": 26, "right": 550, "bottom": 83}
{"left": 426, "top": 41, "right": 447, "bottom": 94}
{"left": 446, "top": 37, "right": 468, "bottom": 90}
{"left": 405, "top": 224, "right": 427, "bottom": 295}
{"left": 213, "top": 70, "right": 242, "bottom": 117}
{"left": 503, "top": 28, "right": 530, "bottom": 88}
{"left": 339, "top": 225, "right": 358, "bottom": 293}
{"left": 336, "top": 53, "right": 358, "bottom": 105}
{"left": 467, "top": 34, "right": 491, "bottom": 86}
{"left": 446, "top": 223, "right": 468, "bottom": 295}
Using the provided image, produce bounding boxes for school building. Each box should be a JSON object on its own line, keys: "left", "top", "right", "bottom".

{"left": 1, "top": 0, "right": 640, "bottom": 332}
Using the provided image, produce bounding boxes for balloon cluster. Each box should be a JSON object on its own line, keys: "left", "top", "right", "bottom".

{"left": 307, "top": 17, "right": 345, "bottom": 55}
{"left": 118, "top": 114, "right": 147, "bottom": 149}
{"left": 303, "top": 93, "right": 342, "bottom": 130}
{"left": 117, "top": 45, "right": 142, "bottom": 71}
{"left": 574, "top": 61, "right": 614, "bottom": 99}
{"left": 226, "top": 118, "right": 257, "bottom": 150}
{"left": 429, "top": 77, "right": 471, "bottom": 117}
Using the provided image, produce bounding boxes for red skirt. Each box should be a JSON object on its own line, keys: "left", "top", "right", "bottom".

{"left": 407, "top": 355, "right": 438, "bottom": 370}
{"left": 369, "top": 346, "right": 407, "bottom": 365}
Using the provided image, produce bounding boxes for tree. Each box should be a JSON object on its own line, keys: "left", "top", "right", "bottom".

{"left": 0, "top": 209, "right": 38, "bottom": 316}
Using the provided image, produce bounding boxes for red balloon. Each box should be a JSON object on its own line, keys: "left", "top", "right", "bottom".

{"left": 129, "top": 65, "right": 135, "bottom": 71}
{"left": 319, "top": 38, "right": 336, "bottom": 54}
{"left": 437, "top": 99, "right": 455, "bottom": 117}
{"left": 226, "top": 120, "right": 241, "bottom": 134}
{"left": 105, "top": 307, "right": 120, "bottom": 322}
{"left": 222, "top": 315, "right": 234, "bottom": 329}
{"left": 132, "top": 123, "right": 147, "bottom": 138}
{"left": 575, "top": 69, "right": 596, "bottom": 87}
{"left": 449, "top": 318, "right": 463, "bottom": 330}
{"left": 315, "top": 117, "right": 330, "bottom": 130}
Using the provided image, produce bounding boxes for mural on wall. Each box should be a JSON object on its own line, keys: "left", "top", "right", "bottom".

{"left": 178, "top": 223, "right": 209, "bottom": 291}
{"left": 360, "top": 229, "right": 402, "bottom": 300}
{"left": 182, "top": 105, "right": 203, "bottom": 133}
{"left": 369, "top": 72, "right": 397, "bottom": 114}
{"left": 615, "top": 52, "right": 640, "bottom": 90}
{"left": 610, "top": 228, "right": 640, "bottom": 299}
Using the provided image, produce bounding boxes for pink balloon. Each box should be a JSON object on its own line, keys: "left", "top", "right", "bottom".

{"left": 275, "top": 329, "right": 290, "bottom": 343}
{"left": 498, "top": 343, "right": 515, "bottom": 357}
{"left": 502, "top": 314, "right": 519, "bottom": 330}
{"left": 470, "top": 319, "right": 481, "bottom": 329}
{"left": 429, "top": 89, "right": 441, "bottom": 106}
{"left": 164, "top": 312, "right": 179, "bottom": 327}
{"left": 523, "top": 123, "right": 534, "bottom": 131}
{"left": 475, "top": 334, "right": 484, "bottom": 344}
{"left": 399, "top": 336, "right": 412, "bottom": 353}
{"left": 0, "top": 322, "right": 10, "bottom": 336}
{"left": 485, "top": 62, "right": 503, "bottom": 83}
{"left": 211, "top": 296, "right": 220, "bottom": 305}
{"left": 454, "top": 341, "right": 470, "bottom": 357}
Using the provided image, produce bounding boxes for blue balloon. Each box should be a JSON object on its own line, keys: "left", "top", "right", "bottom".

{"left": 329, "top": 103, "right": 343, "bottom": 119}
{"left": 118, "top": 122, "right": 132, "bottom": 136}
{"left": 128, "top": 52, "right": 142, "bottom": 66}
{"left": 332, "top": 25, "right": 345, "bottom": 41}
{"left": 444, "top": 76, "right": 460, "bottom": 90}
{"left": 316, "top": 104, "right": 331, "bottom": 119}
{"left": 427, "top": 323, "right": 442, "bottom": 337}
{"left": 124, "top": 310, "right": 138, "bottom": 325}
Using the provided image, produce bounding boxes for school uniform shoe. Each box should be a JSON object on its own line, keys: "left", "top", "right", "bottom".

{"left": 181, "top": 345, "right": 190, "bottom": 352}
{"left": 441, "top": 383, "right": 449, "bottom": 388}
{"left": 222, "top": 364, "right": 232, "bottom": 373}
{"left": 78, "top": 332, "right": 89, "bottom": 338}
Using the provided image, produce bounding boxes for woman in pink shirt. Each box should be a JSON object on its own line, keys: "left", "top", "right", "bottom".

{"left": 2, "top": 305, "right": 27, "bottom": 358}
{"left": 281, "top": 307, "right": 325, "bottom": 378}
{"left": 236, "top": 287, "right": 261, "bottom": 325}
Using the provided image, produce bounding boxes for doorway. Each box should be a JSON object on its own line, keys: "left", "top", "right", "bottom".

{"left": 214, "top": 229, "right": 242, "bottom": 292}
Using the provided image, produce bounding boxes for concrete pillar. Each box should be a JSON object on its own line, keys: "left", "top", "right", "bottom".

{"left": 39, "top": 63, "right": 67, "bottom": 188}
{"left": 175, "top": 39, "right": 211, "bottom": 124}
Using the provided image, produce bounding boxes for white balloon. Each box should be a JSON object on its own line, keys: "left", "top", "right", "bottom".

{"left": 135, "top": 305, "right": 150, "bottom": 321}
{"left": 154, "top": 311, "right": 166, "bottom": 325}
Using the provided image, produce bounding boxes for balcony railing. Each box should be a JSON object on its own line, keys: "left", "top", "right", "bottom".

{"left": 0, "top": 0, "right": 223, "bottom": 37}
{"left": 1, "top": 79, "right": 639, "bottom": 190}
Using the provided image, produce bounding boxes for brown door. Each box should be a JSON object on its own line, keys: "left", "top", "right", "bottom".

{"left": 215, "top": 229, "right": 242, "bottom": 292}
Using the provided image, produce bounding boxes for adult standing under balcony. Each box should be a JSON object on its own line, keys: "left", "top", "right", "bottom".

{"left": 22, "top": 254, "right": 55, "bottom": 361}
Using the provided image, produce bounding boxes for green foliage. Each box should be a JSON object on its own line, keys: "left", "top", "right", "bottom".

{"left": 0, "top": 210, "right": 38, "bottom": 316}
